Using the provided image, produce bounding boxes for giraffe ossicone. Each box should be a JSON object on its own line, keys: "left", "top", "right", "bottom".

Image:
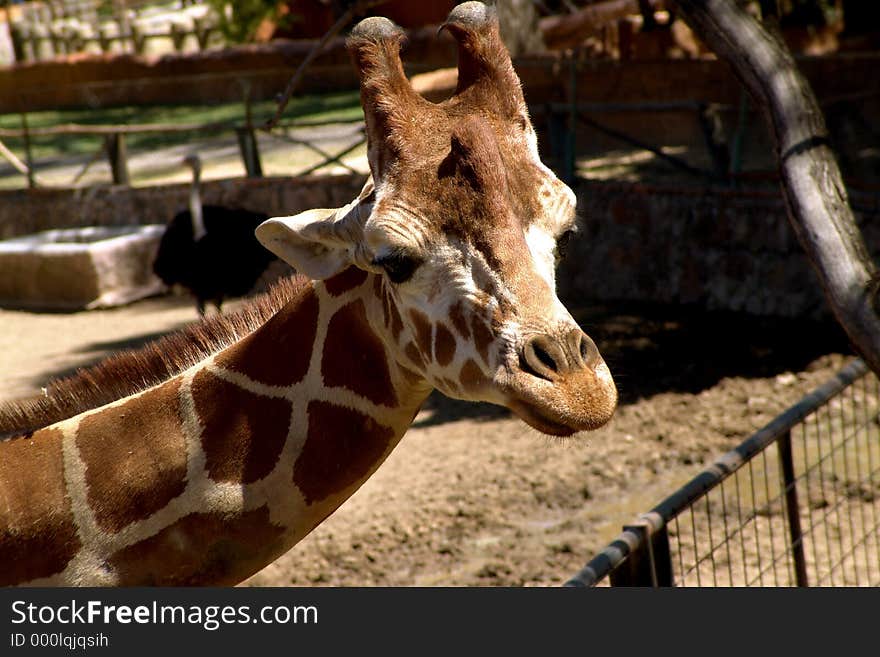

{"left": 0, "top": 1, "right": 616, "bottom": 586}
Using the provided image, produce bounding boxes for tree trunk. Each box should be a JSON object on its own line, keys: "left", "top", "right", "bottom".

{"left": 669, "top": 0, "right": 880, "bottom": 374}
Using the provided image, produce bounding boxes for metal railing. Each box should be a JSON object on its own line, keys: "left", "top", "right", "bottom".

{"left": 567, "top": 358, "right": 880, "bottom": 587}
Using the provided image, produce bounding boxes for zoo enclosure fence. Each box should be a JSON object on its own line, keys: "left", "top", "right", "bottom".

{"left": 566, "top": 358, "right": 880, "bottom": 587}
{"left": 0, "top": 69, "right": 368, "bottom": 188}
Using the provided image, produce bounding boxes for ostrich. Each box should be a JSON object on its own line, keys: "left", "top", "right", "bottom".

{"left": 153, "top": 154, "right": 277, "bottom": 315}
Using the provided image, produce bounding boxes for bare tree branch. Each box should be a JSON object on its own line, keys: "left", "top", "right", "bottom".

{"left": 669, "top": 0, "right": 880, "bottom": 373}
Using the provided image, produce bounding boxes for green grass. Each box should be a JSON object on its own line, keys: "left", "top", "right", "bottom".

{"left": 0, "top": 90, "right": 363, "bottom": 163}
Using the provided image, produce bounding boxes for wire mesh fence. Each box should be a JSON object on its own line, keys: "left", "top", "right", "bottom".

{"left": 567, "top": 358, "right": 880, "bottom": 587}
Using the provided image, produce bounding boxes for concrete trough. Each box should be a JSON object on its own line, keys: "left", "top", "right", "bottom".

{"left": 0, "top": 225, "right": 166, "bottom": 311}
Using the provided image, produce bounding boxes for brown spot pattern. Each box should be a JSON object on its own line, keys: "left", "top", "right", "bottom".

{"left": 409, "top": 309, "right": 433, "bottom": 359}
{"left": 439, "top": 377, "right": 460, "bottom": 395}
{"left": 388, "top": 296, "right": 404, "bottom": 340}
{"left": 322, "top": 300, "right": 398, "bottom": 407}
{"left": 460, "top": 359, "right": 490, "bottom": 393}
{"left": 192, "top": 370, "right": 292, "bottom": 484}
{"left": 471, "top": 314, "right": 494, "bottom": 365}
{"left": 77, "top": 380, "right": 188, "bottom": 533}
{"left": 0, "top": 428, "right": 81, "bottom": 585}
{"left": 372, "top": 273, "right": 384, "bottom": 300}
{"left": 293, "top": 401, "right": 395, "bottom": 504}
{"left": 108, "top": 506, "right": 285, "bottom": 585}
{"left": 434, "top": 323, "right": 456, "bottom": 367}
{"left": 380, "top": 287, "right": 391, "bottom": 329}
{"left": 323, "top": 266, "right": 368, "bottom": 296}
{"left": 404, "top": 342, "right": 425, "bottom": 370}
{"left": 449, "top": 301, "right": 471, "bottom": 340}
{"left": 214, "top": 287, "right": 319, "bottom": 387}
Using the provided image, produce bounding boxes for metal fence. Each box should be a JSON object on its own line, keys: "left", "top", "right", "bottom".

{"left": 567, "top": 358, "right": 880, "bottom": 587}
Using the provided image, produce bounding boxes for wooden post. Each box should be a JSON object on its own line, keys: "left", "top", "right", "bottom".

{"left": 97, "top": 24, "right": 111, "bottom": 54}
{"left": 236, "top": 127, "right": 263, "bottom": 178}
{"left": 193, "top": 15, "right": 211, "bottom": 50}
{"left": 2, "top": 0, "right": 18, "bottom": 63}
{"left": 105, "top": 132, "right": 130, "bottom": 186}
{"left": 697, "top": 102, "right": 730, "bottom": 181}
{"left": 237, "top": 83, "right": 263, "bottom": 178}
{"left": 131, "top": 23, "right": 145, "bottom": 55}
{"left": 20, "top": 112, "right": 35, "bottom": 189}
{"left": 114, "top": 0, "right": 131, "bottom": 53}
{"left": 170, "top": 22, "right": 185, "bottom": 52}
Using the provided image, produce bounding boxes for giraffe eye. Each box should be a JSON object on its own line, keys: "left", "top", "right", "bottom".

{"left": 372, "top": 251, "right": 422, "bottom": 284}
{"left": 555, "top": 228, "right": 576, "bottom": 263}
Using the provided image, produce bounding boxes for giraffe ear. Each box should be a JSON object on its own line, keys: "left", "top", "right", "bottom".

{"left": 256, "top": 208, "right": 354, "bottom": 280}
{"left": 256, "top": 182, "right": 376, "bottom": 280}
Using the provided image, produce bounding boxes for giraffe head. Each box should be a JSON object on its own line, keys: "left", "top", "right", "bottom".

{"left": 258, "top": 2, "right": 616, "bottom": 436}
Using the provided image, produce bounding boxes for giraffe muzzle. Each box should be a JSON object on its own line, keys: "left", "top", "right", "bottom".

{"left": 503, "top": 327, "right": 616, "bottom": 436}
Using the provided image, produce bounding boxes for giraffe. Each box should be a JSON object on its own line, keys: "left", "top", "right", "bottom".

{"left": 0, "top": 2, "right": 617, "bottom": 586}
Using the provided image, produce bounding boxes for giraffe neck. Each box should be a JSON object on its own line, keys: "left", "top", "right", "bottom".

{"left": 0, "top": 270, "right": 431, "bottom": 586}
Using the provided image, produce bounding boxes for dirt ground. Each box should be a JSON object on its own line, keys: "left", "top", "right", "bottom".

{"left": 0, "top": 290, "right": 855, "bottom": 586}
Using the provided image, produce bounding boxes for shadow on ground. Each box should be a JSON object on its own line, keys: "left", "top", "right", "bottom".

{"left": 28, "top": 324, "right": 193, "bottom": 391}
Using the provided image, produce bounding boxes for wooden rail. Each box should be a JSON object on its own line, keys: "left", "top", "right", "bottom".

{"left": 0, "top": 120, "right": 233, "bottom": 138}
{"left": 0, "top": 115, "right": 366, "bottom": 188}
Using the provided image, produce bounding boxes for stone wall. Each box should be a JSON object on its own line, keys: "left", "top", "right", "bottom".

{"left": 3, "top": 173, "right": 879, "bottom": 319}
{"left": 0, "top": 173, "right": 368, "bottom": 241}
{"left": 558, "top": 180, "right": 880, "bottom": 318}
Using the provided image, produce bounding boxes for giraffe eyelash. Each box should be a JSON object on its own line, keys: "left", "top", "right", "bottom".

{"left": 555, "top": 222, "right": 580, "bottom": 263}
{"left": 372, "top": 250, "right": 423, "bottom": 284}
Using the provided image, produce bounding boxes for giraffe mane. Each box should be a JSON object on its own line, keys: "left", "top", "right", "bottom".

{"left": 0, "top": 274, "right": 310, "bottom": 440}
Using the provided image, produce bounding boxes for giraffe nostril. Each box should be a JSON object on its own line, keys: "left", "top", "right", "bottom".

{"left": 577, "top": 333, "right": 600, "bottom": 369}
{"left": 533, "top": 344, "right": 557, "bottom": 372}
{"left": 566, "top": 328, "right": 600, "bottom": 370}
{"left": 521, "top": 335, "right": 563, "bottom": 381}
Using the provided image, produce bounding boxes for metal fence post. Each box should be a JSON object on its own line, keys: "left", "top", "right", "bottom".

{"left": 609, "top": 517, "right": 673, "bottom": 587}
{"left": 778, "top": 430, "right": 809, "bottom": 586}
